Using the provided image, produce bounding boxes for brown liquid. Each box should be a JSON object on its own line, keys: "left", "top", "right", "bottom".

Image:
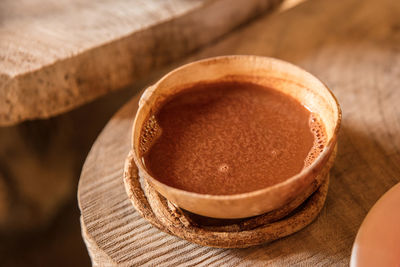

{"left": 142, "top": 81, "right": 326, "bottom": 195}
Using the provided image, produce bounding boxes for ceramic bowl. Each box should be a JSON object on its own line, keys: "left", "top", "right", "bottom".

{"left": 130, "top": 55, "right": 341, "bottom": 219}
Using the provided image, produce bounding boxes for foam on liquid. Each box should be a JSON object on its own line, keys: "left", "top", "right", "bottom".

{"left": 140, "top": 81, "right": 327, "bottom": 195}
{"left": 305, "top": 114, "right": 327, "bottom": 167}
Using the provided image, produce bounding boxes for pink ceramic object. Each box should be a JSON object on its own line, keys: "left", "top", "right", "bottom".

{"left": 351, "top": 182, "right": 400, "bottom": 267}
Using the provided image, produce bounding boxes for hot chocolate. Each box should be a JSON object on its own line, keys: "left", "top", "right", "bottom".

{"left": 141, "top": 81, "right": 326, "bottom": 195}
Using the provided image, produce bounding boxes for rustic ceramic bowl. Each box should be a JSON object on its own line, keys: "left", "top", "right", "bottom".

{"left": 130, "top": 55, "right": 341, "bottom": 219}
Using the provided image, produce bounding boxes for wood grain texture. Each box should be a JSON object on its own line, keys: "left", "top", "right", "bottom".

{"left": 79, "top": 0, "right": 400, "bottom": 265}
{"left": 0, "top": 0, "right": 281, "bottom": 126}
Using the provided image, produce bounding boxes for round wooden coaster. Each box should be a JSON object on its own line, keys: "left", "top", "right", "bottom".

{"left": 124, "top": 151, "right": 330, "bottom": 248}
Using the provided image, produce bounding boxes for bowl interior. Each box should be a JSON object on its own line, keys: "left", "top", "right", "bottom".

{"left": 134, "top": 56, "right": 339, "bottom": 153}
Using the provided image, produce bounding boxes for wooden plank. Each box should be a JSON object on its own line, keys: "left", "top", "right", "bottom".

{"left": 78, "top": 0, "right": 400, "bottom": 265}
{"left": 0, "top": 0, "right": 281, "bottom": 126}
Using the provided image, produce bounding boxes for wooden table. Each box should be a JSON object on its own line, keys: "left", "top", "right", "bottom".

{"left": 79, "top": 0, "right": 400, "bottom": 265}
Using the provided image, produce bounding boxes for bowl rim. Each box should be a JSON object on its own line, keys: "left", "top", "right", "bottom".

{"left": 131, "top": 55, "right": 342, "bottom": 201}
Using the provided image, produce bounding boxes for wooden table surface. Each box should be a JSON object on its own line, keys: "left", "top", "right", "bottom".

{"left": 78, "top": 0, "right": 400, "bottom": 265}
{"left": 0, "top": 0, "right": 280, "bottom": 126}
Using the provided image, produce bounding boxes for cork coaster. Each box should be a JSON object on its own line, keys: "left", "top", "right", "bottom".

{"left": 123, "top": 152, "right": 330, "bottom": 248}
